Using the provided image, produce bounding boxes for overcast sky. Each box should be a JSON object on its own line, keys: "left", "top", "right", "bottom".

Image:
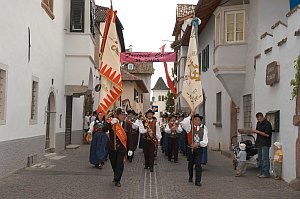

{"left": 95, "top": 0, "right": 198, "bottom": 93}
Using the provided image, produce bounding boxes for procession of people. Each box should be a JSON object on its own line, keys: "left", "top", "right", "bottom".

{"left": 85, "top": 107, "right": 208, "bottom": 187}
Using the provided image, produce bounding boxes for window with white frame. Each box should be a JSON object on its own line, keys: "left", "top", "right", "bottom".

{"left": 0, "top": 69, "right": 7, "bottom": 122}
{"left": 162, "top": 96, "right": 165, "bottom": 102}
{"left": 31, "top": 80, "right": 39, "bottom": 121}
{"left": 225, "top": 11, "right": 245, "bottom": 42}
{"left": 243, "top": 94, "right": 252, "bottom": 128}
{"left": 158, "top": 95, "right": 161, "bottom": 101}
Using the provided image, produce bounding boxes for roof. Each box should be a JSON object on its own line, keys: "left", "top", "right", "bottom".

{"left": 152, "top": 77, "right": 169, "bottom": 91}
{"left": 95, "top": 5, "right": 125, "bottom": 52}
{"left": 173, "top": 0, "right": 250, "bottom": 48}
{"left": 121, "top": 70, "right": 149, "bottom": 93}
{"left": 172, "top": 4, "right": 196, "bottom": 36}
{"left": 123, "top": 63, "right": 154, "bottom": 75}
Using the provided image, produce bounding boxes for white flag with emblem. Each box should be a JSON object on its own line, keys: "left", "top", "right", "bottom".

{"left": 182, "top": 18, "right": 203, "bottom": 111}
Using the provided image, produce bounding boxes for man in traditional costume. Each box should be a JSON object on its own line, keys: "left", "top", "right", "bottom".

{"left": 182, "top": 113, "right": 208, "bottom": 186}
{"left": 102, "top": 107, "right": 133, "bottom": 187}
{"left": 164, "top": 114, "right": 182, "bottom": 163}
{"left": 125, "top": 109, "right": 139, "bottom": 162}
{"left": 139, "top": 109, "right": 161, "bottom": 172}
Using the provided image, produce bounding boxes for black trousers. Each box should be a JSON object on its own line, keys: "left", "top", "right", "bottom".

{"left": 109, "top": 150, "right": 125, "bottom": 182}
{"left": 168, "top": 136, "right": 179, "bottom": 161}
{"left": 187, "top": 147, "right": 202, "bottom": 182}
{"left": 143, "top": 139, "right": 155, "bottom": 168}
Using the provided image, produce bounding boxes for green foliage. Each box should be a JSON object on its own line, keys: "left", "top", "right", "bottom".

{"left": 291, "top": 55, "right": 300, "bottom": 100}
{"left": 84, "top": 95, "right": 94, "bottom": 113}
{"left": 165, "top": 91, "right": 175, "bottom": 114}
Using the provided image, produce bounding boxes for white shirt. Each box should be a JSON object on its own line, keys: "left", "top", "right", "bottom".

{"left": 164, "top": 123, "right": 183, "bottom": 134}
{"left": 181, "top": 116, "right": 208, "bottom": 147}
{"left": 139, "top": 119, "right": 162, "bottom": 141}
{"left": 84, "top": 116, "right": 90, "bottom": 129}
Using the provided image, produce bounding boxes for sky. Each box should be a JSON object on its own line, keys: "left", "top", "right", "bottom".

{"left": 95, "top": 0, "right": 198, "bottom": 93}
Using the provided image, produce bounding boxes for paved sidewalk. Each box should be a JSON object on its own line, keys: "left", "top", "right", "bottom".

{"left": 0, "top": 145, "right": 299, "bottom": 199}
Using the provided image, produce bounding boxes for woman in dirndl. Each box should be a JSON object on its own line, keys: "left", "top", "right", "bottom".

{"left": 88, "top": 112, "right": 108, "bottom": 169}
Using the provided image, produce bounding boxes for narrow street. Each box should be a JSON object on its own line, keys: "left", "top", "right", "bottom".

{"left": 0, "top": 145, "right": 299, "bottom": 199}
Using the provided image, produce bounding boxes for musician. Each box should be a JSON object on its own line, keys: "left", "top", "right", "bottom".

{"left": 182, "top": 113, "right": 208, "bottom": 186}
{"left": 101, "top": 107, "right": 133, "bottom": 187}
{"left": 160, "top": 112, "right": 169, "bottom": 154}
{"left": 126, "top": 109, "right": 139, "bottom": 162}
{"left": 139, "top": 109, "right": 162, "bottom": 172}
{"left": 165, "top": 114, "right": 182, "bottom": 163}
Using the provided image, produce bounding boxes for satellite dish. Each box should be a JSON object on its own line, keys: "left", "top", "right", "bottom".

{"left": 95, "top": 84, "right": 101, "bottom": 92}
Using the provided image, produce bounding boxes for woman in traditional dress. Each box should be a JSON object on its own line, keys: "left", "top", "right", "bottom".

{"left": 88, "top": 112, "right": 108, "bottom": 169}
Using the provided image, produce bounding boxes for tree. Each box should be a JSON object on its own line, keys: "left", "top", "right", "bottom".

{"left": 84, "top": 94, "right": 94, "bottom": 114}
{"left": 165, "top": 91, "right": 175, "bottom": 114}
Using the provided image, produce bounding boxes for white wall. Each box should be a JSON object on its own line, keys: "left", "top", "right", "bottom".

{"left": 152, "top": 90, "right": 169, "bottom": 119}
{"left": 255, "top": 7, "right": 300, "bottom": 182}
{"left": 198, "top": 14, "right": 232, "bottom": 151}
{"left": 0, "top": 0, "right": 66, "bottom": 141}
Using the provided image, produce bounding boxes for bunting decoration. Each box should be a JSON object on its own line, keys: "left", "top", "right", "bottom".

{"left": 161, "top": 44, "right": 177, "bottom": 98}
{"left": 182, "top": 18, "right": 203, "bottom": 111}
{"left": 98, "top": 9, "right": 122, "bottom": 115}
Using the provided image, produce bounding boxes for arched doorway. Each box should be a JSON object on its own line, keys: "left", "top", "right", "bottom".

{"left": 45, "top": 92, "right": 56, "bottom": 153}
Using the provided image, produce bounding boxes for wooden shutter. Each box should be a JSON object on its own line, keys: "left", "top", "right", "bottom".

{"left": 70, "top": 0, "right": 85, "bottom": 32}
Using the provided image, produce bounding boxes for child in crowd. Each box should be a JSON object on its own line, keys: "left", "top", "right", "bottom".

{"left": 273, "top": 142, "right": 283, "bottom": 180}
{"left": 235, "top": 143, "right": 247, "bottom": 177}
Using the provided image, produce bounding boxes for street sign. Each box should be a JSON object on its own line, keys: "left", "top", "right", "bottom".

{"left": 152, "top": 106, "right": 158, "bottom": 112}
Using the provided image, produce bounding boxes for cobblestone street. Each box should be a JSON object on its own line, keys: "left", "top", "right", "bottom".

{"left": 0, "top": 145, "right": 299, "bottom": 199}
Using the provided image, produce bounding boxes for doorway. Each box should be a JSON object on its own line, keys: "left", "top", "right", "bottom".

{"left": 45, "top": 92, "right": 56, "bottom": 153}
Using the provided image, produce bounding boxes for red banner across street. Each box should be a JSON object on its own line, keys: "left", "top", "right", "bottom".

{"left": 120, "top": 52, "right": 176, "bottom": 63}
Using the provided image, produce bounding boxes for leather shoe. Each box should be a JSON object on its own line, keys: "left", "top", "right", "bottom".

{"left": 150, "top": 167, "right": 154, "bottom": 172}
{"left": 195, "top": 181, "right": 202, "bottom": 186}
{"left": 115, "top": 181, "right": 121, "bottom": 187}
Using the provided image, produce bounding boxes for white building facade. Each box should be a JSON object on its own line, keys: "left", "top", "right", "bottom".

{"left": 152, "top": 77, "right": 169, "bottom": 120}
{"left": 173, "top": 0, "right": 299, "bottom": 183}
{"left": 0, "top": 0, "right": 97, "bottom": 178}
{"left": 255, "top": 4, "right": 300, "bottom": 184}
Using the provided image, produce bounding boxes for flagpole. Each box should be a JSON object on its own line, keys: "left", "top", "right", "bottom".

{"left": 110, "top": 0, "right": 113, "bottom": 9}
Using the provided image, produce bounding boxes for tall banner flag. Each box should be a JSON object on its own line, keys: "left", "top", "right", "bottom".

{"left": 161, "top": 44, "right": 177, "bottom": 98}
{"left": 182, "top": 18, "right": 203, "bottom": 111}
{"left": 98, "top": 9, "right": 122, "bottom": 114}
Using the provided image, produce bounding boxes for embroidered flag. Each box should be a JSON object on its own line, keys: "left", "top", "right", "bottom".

{"left": 98, "top": 9, "right": 122, "bottom": 115}
{"left": 182, "top": 18, "right": 203, "bottom": 111}
{"left": 161, "top": 44, "right": 177, "bottom": 98}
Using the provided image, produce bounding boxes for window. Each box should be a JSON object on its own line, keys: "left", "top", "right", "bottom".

{"left": 243, "top": 94, "right": 252, "bottom": 128}
{"left": 0, "top": 68, "right": 7, "bottom": 123}
{"left": 31, "top": 80, "right": 39, "bottom": 122}
{"left": 90, "top": 0, "right": 95, "bottom": 37}
{"left": 198, "top": 53, "right": 201, "bottom": 72}
{"left": 215, "top": 13, "right": 221, "bottom": 45}
{"left": 41, "top": 0, "right": 55, "bottom": 20}
{"left": 70, "top": 0, "right": 85, "bottom": 32}
{"left": 202, "top": 45, "right": 209, "bottom": 72}
{"left": 162, "top": 96, "right": 165, "bottom": 102}
{"left": 158, "top": 95, "right": 161, "bottom": 101}
{"left": 134, "top": 89, "right": 139, "bottom": 102}
{"left": 140, "top": 94, "right": 143, "bottom": 103}
{"left": 216, "top": 92, "right": 222, "bottom": 123}
{"left": 225, "top": 11, "right": 245, "bottom": 42}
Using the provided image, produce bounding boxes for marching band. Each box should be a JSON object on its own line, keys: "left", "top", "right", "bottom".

{"left": 87, "top": 107, "right": 208, "bottom": 187}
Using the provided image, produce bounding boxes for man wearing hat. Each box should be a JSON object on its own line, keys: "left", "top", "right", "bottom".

{"left": 182, "top": 113, "right": 208, "bottom": 186}
{"left": 165, "top": 114, "right": 182, "bottom": 163}
{"left": 101, "top": 107, "right": 133, "bottom": 187}
{"left": 139, "top": 108, "right": 162, "bottom": 172}
{"left": 160, "top": 112, "right": 169, "bottom": 154}
{"left": 125, "top": 108, "right": 139, "bottom": 162}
